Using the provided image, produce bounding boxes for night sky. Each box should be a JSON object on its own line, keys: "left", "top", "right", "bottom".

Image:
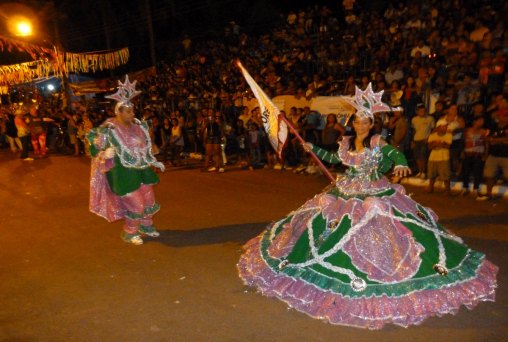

{"left": 53, "top": 0, "right": 338, "bottom": 68}
{"left": 1, "top": 0, "right": 390, "bottom": 71}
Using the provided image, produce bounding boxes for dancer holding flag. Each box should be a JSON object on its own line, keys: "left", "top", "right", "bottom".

{"left": 86, "top": 75, "right": 165, "bottom": 245}
{"left": 236, "top": 66, "right": 498, "bottom": 329}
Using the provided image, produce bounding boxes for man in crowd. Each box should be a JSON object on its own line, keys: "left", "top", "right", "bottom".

{"left": 411, "top": 103, "right": 435, "bottom": 178}
{"left": 477, "top": 96, "right": 508, "bottom": 200}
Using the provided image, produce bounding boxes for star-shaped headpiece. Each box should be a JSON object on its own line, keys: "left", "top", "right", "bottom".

{"left": 105, "top": 75, "right": 142, "bottom": 110}
{"left": 343, "top": 83, "right": 391, "bottom": 120}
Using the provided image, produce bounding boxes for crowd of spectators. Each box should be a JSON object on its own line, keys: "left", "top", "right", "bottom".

{"left": 1, "top": 0, "right": 507, "bottom": 198}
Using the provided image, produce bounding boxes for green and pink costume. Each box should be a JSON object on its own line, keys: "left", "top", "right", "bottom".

{"left": 87, "top": 118, "right": 164, "bottom": 234}
{"left": 238, "top": 135, "right": 498, "bottom": 329}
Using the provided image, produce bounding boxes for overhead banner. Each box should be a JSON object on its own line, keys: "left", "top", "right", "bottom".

{"left": 0, "top": 59, "right": 56, "bottom": 85}
{"left": 65, "top": 47, "right": 129, "bottom": 73}
{"left": 0, "top": 45, "right": 130, "bottom": 86}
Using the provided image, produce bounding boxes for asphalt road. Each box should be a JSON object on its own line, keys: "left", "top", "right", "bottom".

{"left": 1, "top": 151, "right": 507, "bottom": 342}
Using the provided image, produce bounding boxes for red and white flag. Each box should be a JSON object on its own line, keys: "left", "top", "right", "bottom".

{"left": 237, "top": 61, "right": 288, "bottom": 157}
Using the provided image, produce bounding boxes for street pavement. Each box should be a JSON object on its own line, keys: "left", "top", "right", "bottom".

{"left": 1, "top": 151, "right": 507, "bottom": 342}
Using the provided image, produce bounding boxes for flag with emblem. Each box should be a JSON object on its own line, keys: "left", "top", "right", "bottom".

{"left": 237, "top": 61, "right": 288, "bottom": 157}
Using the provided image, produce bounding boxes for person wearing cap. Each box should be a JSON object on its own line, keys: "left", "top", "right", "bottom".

{"left": 411, "top": 103, "right": 435, "bottom": 179}
{"left": 427, "top": 120, "right": 452, "bottom": 194}
{"left": 86, "top": 76, "right": 165, "bottom": 245}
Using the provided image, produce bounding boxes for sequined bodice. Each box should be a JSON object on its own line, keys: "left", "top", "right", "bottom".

{"left": 338, "top": 135, "right": 383, "bottom": 181}
{"left": 103, "top": 118, "right": 164, "bottom": 171}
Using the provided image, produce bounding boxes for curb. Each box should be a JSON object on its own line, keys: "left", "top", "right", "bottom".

{"left": 401, "top": 176, "right": 508, "bottom": 199}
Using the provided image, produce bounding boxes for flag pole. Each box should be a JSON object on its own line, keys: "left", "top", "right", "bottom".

{"left": 280, "top": 115, "right": 335, "bottom": 183}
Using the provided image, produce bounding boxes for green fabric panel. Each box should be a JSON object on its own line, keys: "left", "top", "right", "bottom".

{"left": 311, "top": 214, "right": 327, "bottom": 244}
{"left": 261, "top": 227, "right": 485, "bottom": 298}
{"left": 381, "top": 144, "right": 408, "bottom": 169}
{"left": 280, "top": 214, "right": 371, "bottom": 283}
{"left": 87, "top": 126, "right": 159, "bottom": 196}
{"left": 391, "top": 209, "right": 469, "bottom": 277}
{"left": 443, "top": 237, "right": 469, "bottom": 268}
{"left": 106, "top": 159, "right": 159, "bottom": 196}
{"left": 403, "top": 220, "right": 440, "bottom": 277}
{"left": 286, "top": 223, "right": 312, "bottom": 264}
{"left": 286, "top": 214, "right": 328, "bottom": 263}
{"left": 318, "top": 215, "right": 352, "bottom": 252}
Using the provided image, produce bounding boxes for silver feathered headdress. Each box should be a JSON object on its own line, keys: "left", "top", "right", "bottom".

{"left": 105, "top": 75, "right": 142, "bottom": 113}
{"left": 343, "top": 83, "right": 392, "bottom": 120}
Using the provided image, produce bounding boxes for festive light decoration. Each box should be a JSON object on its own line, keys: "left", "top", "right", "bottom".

{"left": 65, "top": 47, "right": 129, "bottom": 73}
{"left": 0, "top": 37, "right": 129, "bottom": 86}
{"left": 0, "top": 35, "right": 55, "bottom": 60}
{"left": 0, "top": 59, "right": 57, "bottom": 85}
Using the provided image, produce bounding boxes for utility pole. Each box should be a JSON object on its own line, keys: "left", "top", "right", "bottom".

{"left": 99, "top": 0, "right": 114, "bottom": 77}
{"left": 144, "top": 0, "right": 156, "bottom": 67}
{"left": 99, "top": 1, "right": 112, "bottom": 51}
{"left": 51, "top": 0, "right": 71, "bottom": 110}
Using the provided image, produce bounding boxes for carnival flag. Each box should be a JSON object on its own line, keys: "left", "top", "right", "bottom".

{"left": 237, "top": 61, "right": 288, "bottom": 157}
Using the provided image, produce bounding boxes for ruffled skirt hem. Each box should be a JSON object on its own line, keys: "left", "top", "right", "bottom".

{"left": 238, "top": 235, "right": 498, "bottom": 329}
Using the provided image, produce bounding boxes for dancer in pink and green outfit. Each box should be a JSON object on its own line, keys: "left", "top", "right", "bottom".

{"left": 87, "top": 76, "right": 165, "bottom": 245}
{"left": 238, "top": 84, "right": 498, "bottom": 329}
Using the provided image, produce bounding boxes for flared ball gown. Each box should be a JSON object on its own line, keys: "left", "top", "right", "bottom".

{"left": 238, "top": 135, "right": 498, "bottom": 329}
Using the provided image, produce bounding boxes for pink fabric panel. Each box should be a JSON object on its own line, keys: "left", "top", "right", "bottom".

{"left": 89, "top": 155, "right": 124, "bottom": 222}
{"left": 121, "top": 184, "right": 155, "bottom": 214}
{"left": 121, "top": 185, "right": 155, "bottom": 233}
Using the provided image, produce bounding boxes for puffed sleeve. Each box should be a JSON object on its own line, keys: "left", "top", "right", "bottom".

{"left": 310, "top": 145, "right": 341, "bottom": 164}
{"left": 381, "top": 144, "right": 408, "bottom": 168}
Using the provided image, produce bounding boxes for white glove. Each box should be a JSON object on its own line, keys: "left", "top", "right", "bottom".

{"left": 393, "top": 166, "right": 411, "bottom": 178}
{"left": 303, "top": 142, "right": 313, "bottom": 152}
{"left": 103, "top": 147, "right": 116, "bottom": 159}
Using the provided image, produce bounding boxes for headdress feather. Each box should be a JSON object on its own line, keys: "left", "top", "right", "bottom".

{"left": 105, "top": 75, "right": 142, "bottom": 109}
{"left": 343, "top": 83, "right": 391, "bottom": 120}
